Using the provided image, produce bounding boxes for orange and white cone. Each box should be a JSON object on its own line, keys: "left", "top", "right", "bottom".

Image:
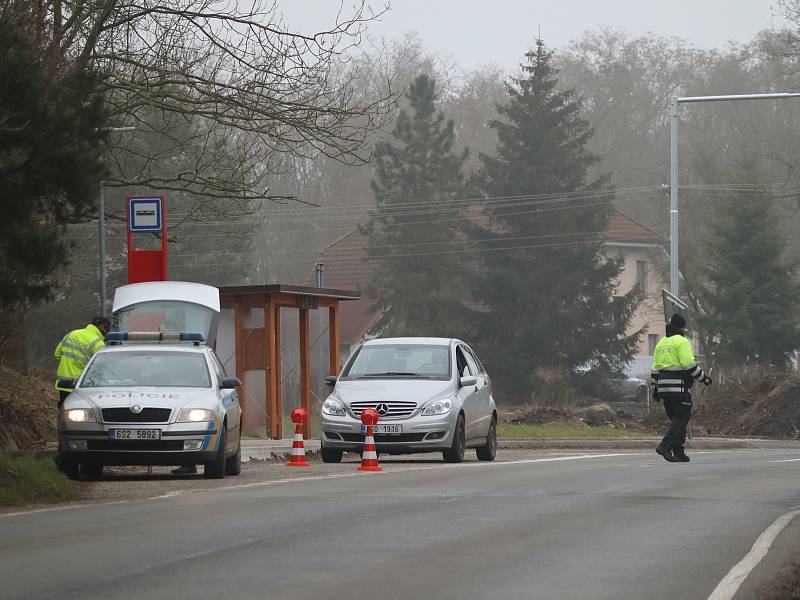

{"left": 287, "top": 422, "right": 310, "bottom": 467}
{"left": 358, "top": 425, "right": 382, "bottom": 472}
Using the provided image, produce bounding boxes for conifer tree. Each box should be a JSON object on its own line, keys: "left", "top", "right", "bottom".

{"left": 697, "top": 162, "right": 800, "bottom": 369}
{"left": 474, "top": 41, "right": 640, "bottom": 402}
{"left": 367, "top": 74, "right": 470, "bottom": 337}
{"left": 0, "top": 22, "right": 107, "bottom": 307}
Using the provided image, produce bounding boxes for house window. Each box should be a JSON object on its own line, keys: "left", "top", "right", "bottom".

{"left": 636, "top": 260, "right": 648, "bottom": 296}
{"left": 648, "top": 334, "right": 659, "bottom": 355}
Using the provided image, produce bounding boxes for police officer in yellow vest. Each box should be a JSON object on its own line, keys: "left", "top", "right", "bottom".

{"left": 55, "top": 317, "right": 110, "bottom": 403}
{"left": 651, "top": 314, "right": 712, "bottom": 462}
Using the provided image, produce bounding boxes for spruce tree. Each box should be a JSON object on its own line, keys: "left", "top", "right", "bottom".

{"left": 697, "top": 162, "right": 800, "bottom": 369}
{"left": 0, "top": 22, "right": 108, "bottom": 307}
{"left": 474, "top": 41, "right": 640, "bottom": 402}
{"left": 367, "top": 74, "right": 470, "bottom": 337}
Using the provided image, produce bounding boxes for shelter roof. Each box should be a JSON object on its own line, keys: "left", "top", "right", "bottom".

{"left": 218, "top": 284, "right": 359, "bottom": 300}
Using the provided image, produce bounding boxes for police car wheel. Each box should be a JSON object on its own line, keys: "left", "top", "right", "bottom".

{"left": 204, "top": 425, "right": 227, "bottom": 479}
{"left": 58, "top": 455, "right": 80, "bottom": 480}
{"left": 225, "top": 427, "right": 241, "bottom": 476}
{"left": 80, "top": 462, "right": 103, "bottom": 480}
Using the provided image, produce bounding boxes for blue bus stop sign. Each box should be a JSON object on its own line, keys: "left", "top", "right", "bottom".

{"left": 128, "top": 198, "right": 163, "bottom": 232}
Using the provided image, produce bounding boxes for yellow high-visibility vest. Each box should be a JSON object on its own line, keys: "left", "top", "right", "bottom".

{"left": 54, "top": 324, "right": 105, "bottom": 391}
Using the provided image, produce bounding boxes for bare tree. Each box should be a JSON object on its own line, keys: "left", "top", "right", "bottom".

{"left": 1, "top": 0, "right": 393, "bottom": 208}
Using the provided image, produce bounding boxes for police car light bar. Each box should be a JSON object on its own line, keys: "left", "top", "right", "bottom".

{"left": 105, "top": 332, "right": 205, "bottom": 344}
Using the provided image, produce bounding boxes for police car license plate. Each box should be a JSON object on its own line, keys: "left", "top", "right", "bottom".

{"left": 360, "top": 424, "right": 402, "bottom": 435}
{"left": 112, "top": 429, "right": 161, "bottom": 440}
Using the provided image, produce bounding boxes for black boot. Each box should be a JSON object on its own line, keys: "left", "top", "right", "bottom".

{"left": 656, "top": 446, "right": 678, "bottom": 462}
{"left": 672, "top": 447, "right": 690, "bottom": 462}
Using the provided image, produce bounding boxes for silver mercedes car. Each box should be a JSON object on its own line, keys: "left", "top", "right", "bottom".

{"left": 58, "top": 332, "right": 242, "bottom": 480}
{"left": 320, "top": 337, "right": 497, "bottom": 463}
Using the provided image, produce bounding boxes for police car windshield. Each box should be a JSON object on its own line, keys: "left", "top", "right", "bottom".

{"left": 81, "top": 351, "right": 212, "bottom": 388}
{"left": 342, "top": 344, "right": 451, "bottom": 380}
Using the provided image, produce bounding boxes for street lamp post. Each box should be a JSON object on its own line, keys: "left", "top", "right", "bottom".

{"left": 669, "top": 92, "right": 800, "bottom": 298}
{"left": 98, "top": 126, "right": 136, "bottom": 317}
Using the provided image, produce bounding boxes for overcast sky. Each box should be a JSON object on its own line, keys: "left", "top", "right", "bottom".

{"left": 281, "top": 1, "right": 785, "bottom": 73}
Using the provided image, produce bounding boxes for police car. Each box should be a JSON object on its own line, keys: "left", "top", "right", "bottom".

{"left": 57, "top": 330, "right": 242, "bottom": 480}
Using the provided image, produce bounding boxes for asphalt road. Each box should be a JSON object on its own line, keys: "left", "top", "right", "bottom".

{"left": 1, "top": 449, "right": 799, "bottom": 600}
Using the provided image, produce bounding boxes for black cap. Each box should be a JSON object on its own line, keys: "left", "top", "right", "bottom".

{"left": 91, "top": 316, "right": 110, "bottom": 328}
{"left": 670, "top": 313, "right": 686, "bottom": 329}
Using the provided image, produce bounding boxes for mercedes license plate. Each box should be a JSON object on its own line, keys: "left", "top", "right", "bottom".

{"left": 111, "top": 429, "right": 161, "bottom": 440}
{"left": 361, "top": 424, "right": 402, "bottom": 435}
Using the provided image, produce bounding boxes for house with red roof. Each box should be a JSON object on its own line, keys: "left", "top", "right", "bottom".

{"left": 313, "top": 211, "right": 667, "bottom": 369}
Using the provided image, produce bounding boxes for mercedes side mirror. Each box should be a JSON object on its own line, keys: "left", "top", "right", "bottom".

{"left": 459, "top": 375, "right": 478, "bottom": 387}
{"left": 220, "top": 377, "right": 242, "bottom": 389}
{"left": 324, "top": 376, "right": 338, "bottom": 386}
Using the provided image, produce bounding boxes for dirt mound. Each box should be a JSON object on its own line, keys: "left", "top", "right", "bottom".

{"left": 580, "top": 403, "right": 621, "bottom": 427}
{"left": 0, "top": 365, "right": 57, "bottom": 451}
{"left": 506, "top": 403, "right": 652, "bottom": 432}
{"left": 695, "top": 374, "right": 800, "bottom": 439}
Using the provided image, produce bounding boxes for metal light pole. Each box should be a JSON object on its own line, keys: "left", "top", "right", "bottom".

{"left": 669, "top": 92, "right": 800, "bottom": 298}
{"left": 98, "top": 126, "right": 136, "bottom": 317}
{"left": 99, "top": 185, "right": 107, "bottom": 316}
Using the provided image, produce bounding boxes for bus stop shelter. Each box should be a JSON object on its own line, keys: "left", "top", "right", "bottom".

{"left": 217, "top": 285, "right": 359, "bottom": 439}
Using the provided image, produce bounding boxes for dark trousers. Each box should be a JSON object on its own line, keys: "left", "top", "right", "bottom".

{"left": 660, "top": 395, "right": 692, "bottom": 451}
{"left": 57, "top": 391, "right": 69, "bottom": 453}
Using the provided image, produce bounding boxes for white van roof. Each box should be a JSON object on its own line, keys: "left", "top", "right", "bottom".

{"left": 112, "top": 281, "right": 220, "bottom": 313}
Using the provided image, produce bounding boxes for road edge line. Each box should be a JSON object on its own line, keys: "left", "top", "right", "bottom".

{"left": 0, "top": 452, "right": 636, "bottom": 518}
{"left": 707, "top": 508, "right": 800, "bottom": 600}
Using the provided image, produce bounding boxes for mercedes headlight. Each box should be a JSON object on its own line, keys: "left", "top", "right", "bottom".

{"left": 177, "top": 408, "right": 215, "bottom": 423}
{"left": 322, "top": 398, "right": 346, "bottom": 416}
{"left": 64, "top": 408, "right": 95, "bottom": 423}
{"left": 421, "top": 398, "right": 452, "bottom": 416}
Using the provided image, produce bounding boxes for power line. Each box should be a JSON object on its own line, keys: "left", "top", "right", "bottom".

{"left": 69, "top": 186, "right": 657, "bottom": 229}
{"left": 169, "top": 238, "right": 614, "bottom": 268}
{"left": 69, "top": 197, "right": 632, "bottom": 240}
{"left": 87, "top": 182, "right": 800, "bottom": 225}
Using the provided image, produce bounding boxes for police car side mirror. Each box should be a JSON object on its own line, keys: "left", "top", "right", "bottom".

{"left": 57, "top": 378, "right": 75, "bottom": 389}
{"left": 220, "top": 377, "right": 242, "bottom": 389}
{"left": 324, "top": 376, "right": 338, "bottom": 386}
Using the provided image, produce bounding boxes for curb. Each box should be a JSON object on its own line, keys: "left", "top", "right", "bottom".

{"left": 242, "top": 442, "right": 321, "bottom": 463}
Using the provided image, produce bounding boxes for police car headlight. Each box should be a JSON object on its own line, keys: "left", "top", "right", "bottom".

{"left": 177, "top": 408, "right": 215, "bottom": 423}
{"left": 322, "top": 398, "right": 346, "bottom": 416}
{"left": 421, "top": 399, "right": 452, "bottom": 416}
{"left": 64, "top": 408, "right": 95, "bottom": 423}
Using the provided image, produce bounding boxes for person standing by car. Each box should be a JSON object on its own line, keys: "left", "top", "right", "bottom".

{"left": 651, "top": 314, "right": 712, "bottom": 462}
{"left": 55, "top": 317, "right": 110, "bottom": 403}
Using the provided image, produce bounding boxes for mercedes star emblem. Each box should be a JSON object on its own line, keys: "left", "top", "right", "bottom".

{"left": 376, "top": 403, "right": 390, "bottom": 416}
{"left": 130, "top": 404, "right": 143, "bottom": 414}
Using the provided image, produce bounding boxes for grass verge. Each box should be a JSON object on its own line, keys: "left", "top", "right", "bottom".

{"left": 497, "top": 423, "right": 647, "bottom": 438}
{"left": 0, "top": 453, "right": 77, "bottom": 507}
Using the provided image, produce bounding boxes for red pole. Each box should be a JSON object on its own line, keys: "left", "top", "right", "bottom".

{"left": 161, "top": 196, "right": 168, "bottom": 280}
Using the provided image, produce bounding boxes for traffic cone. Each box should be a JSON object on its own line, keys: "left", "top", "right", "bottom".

{"left": 358, "top": 425, "right": 382, "bottom": 472}
{"left": 287, "top": 408, "right": 310, "bottom": 467}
